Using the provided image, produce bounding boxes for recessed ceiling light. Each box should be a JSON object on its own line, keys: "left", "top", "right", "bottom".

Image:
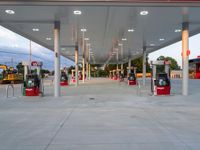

{"left": 73, "top": 10, "right": 82, "bottom": 15}
{"left": 5, "top": 9, "right": 15, "bottom": 15}
{"left": 81, "top": 28, "right": 87, "bottom": 32}
{"left": 32, "top": 28, "right": 39, "bottom": 32}
{"left": 150, "top": 43, "right": 155, "bottom": 46}
{"left": 175, "top": 29, "right": 181, "bottom": 33}
{"left": 122, "top": 38, "right": 127, "bottom": 41}
{"left": 118, "top": 43, "right": 123, "bottom": 46}
{"left": 128, "top": 29, "right": 134, "bottom": 32}
{"left": 159, "top": 38, "right": 165, "bottom": 41}
{"left": 46, "top": 37, "right": 51, "bottom": 41}
{"left": 140, "top": 11, "right": 149, "bottom": 16}
{"left": 84, "top": 38, "right": 89, "bottom": 41}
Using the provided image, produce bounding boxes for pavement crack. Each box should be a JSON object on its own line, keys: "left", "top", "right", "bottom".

{"left": 44, "top": 104, "right": 78, "bottom": 150}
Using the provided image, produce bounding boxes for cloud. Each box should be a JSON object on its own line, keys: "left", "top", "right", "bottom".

{"left": 0, "top": 26, "right": 18, "bottom": 41}
{"left": 0, "top": 26, "right": 74, "bottom": 69}
{"left": 30, "top": 42, "right": 54, "bottom": 61}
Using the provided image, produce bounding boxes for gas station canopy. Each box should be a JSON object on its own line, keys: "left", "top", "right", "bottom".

{"left": 1, "top": 1, "right": 200, "bottom": 64}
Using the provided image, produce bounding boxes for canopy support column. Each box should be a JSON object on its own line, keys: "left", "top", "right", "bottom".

{"left": 142, "top": 48, "right": 147, "bottom": 86}
{"left": 182, "top": 22, "right": 189, "bottom": 96}
{"left": 54, "top": 21, "right": 61, "bottom": 97}
{"left": 75, "top": 43, "right": 79, "bottom": 87}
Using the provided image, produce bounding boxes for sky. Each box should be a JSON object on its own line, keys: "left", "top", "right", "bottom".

{"left": 0, "top": 26, "right": 74, "bottom": 71}
{"left": 148, "top": 34, "right": 200, "bottom": 68}
{"left": 0, "top": 25, "right": 200, "bottom": 70}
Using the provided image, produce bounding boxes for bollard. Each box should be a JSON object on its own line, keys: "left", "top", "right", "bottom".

{"left": 137, "top": 80, "right": 141, "bottom": 96}
{"left": 6, "top": 84, "right": 14, "bottom": 98}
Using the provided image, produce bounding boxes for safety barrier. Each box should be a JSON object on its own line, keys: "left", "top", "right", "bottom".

{"left": 6, "top": 84, "right": 14, "bottom": 98}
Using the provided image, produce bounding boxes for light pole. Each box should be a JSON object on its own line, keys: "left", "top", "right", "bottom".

{"left": 73, "top": 10, "right": 81, "bottom": 87}
{"left": 119, "top": 43, "right": 123, "bottom": 74}
{"left": 81, "top": 28, "right": 87, "bottom": 83}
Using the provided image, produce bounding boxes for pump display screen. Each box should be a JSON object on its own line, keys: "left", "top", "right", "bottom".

{"left": 60, "top": 72, "right": 68, "bottom": 81}
{"left": 128, "top": 73, "right": 136, "bottom": 81}
{"left": 156, "top": 73, "right": 170, "bottom": 86}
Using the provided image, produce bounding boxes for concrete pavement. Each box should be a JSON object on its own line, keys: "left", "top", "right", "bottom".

{"left": 0, "top": 78, "right": 200, "bottom": 150}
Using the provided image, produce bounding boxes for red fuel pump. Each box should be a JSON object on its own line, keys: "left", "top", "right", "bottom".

{"left": 127, "top": 67, "right": 137, "bottom": 85}
{"left": 113, "top": 70, "right": 118, "bottom": 80}
{"left": 109, "top": 71, "right": 113, "bottom": 79}
{"left": 22, "top": 61, "right": 44, "bottom": 96}
{"left": 60, "top": 68, "right": 68, "bottom": 86}
{"left": 78, "top": 71, "right": 83, "bottom": 80}
{"left": 151, "top": 60, "right": 171, "bottom": 96}
{"left": 70, "top": 69, "right": 76, "bottom": 83}
{"left": 189, "top": 56, "right": 200, "bottom": 79}
{"left": 24, "top": 74, "right": 41, "bottom": 96}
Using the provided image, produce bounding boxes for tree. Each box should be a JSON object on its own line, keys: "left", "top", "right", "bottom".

{"left": 68, "top": 65, "right": 75, "bottom": 74}
{"left": 16, "top": 62, "right": 24, "bottom": 74}
{"left": 124, "top": 56, "right": 151, "bottom": 73}
{"left": 157, "top": 56, "right": 180, "bottom": 71}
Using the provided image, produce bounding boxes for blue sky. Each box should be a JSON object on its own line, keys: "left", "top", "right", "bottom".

{"left": 148, "top": 34, "right": 200, "bottom": 67}
{"left": 0, "top": 26, "right": 74, "bottom": 70}
{"left": 0, "top": 25, "right": 200, "bottom": 69}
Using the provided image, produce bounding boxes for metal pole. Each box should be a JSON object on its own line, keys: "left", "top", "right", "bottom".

{"left": 116, "top": 49, "right": 119, "bottom": 75}
{"left": 89, "top": 63, "right": 91, "bottom": 80}
{"left": 75, "top": 43, "right": 79, "bottom": 87}
{"left": 54, "top": 21, "right": 61, "bottom": 97}
{"left": 82, "top": 31, "right": 85, "bottom": 83}
{"left": 86, "top": 43, "right": 89, "bottom": 80}
{"left": 142, "top": 48, "right": 146, "bottom": 86}
{"left": 86, "top": 62, "right": 89, "bottom": 80}
{"left": 88, "top": 46, "right": 91, "bottom": 80}
{"left": 120, "top": 44, "right": 123, "bottom": 75}
{"left": 120, "top": 44, "right": 123, "bottom": 60}
{"left": 182, "top": 22, "right": 189, "bottom": 96}
{"left": 24, "top": 65, "right": 28, "bottom": 81}
{"left": 128, "top": 58, "right": 131, "bottom": 73}
{"left": 29, "top": 40, "right": 32, "bottom": 73}
{"left": 121, "top": 64, "right": 123, "bottom": 74}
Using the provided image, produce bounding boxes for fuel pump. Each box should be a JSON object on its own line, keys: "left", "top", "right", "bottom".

{"left": 60, "top": 67, "right": 68, "bottom": 86}
{"left": 78, "top": 71, "right": 83, "bottom": 80}
{"left": 71, "top": 69, "right": 76, "bottom": 83}
{"left": 113, "top": 70, "right": 118, "bottom": 80}
{"left": 70, "top": 69, "right": 83, "bottom": 82}
{"left": 117, "top": 69, "right": 124, "bottom": 81}
{"left": 22, "top": 61, "right": 44, "bottom": 96}
{"left": 151, "top": 60, "right": 171, "bottom": 95}
{"left": 127, "top": 66, "right": 137, "bottom": 85}
{"left": 109, "top": 71, "right": 113, "bottom": 79}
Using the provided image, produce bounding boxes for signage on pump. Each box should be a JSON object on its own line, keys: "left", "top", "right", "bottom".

{"left": 31, "top": 61, "right": 43, "bottom": 66}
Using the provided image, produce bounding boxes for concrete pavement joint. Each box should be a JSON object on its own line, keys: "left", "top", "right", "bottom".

{"left": 146, "top": 108, "right": 193, "bottom": 150}
{"left": 44, "top": 101, "right": 80, "bottom": 150}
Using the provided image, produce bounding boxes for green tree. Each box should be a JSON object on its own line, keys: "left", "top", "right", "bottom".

{"left": 16, "top": 62, "right": 24, "bottom": 74}
{"left": 68, "top": 65, "right": 75, "bottom": 74}
{"left": 128, "top": 56, "right": 151, "bottom": 73}
{"left": 157, "top": 56, "right": 180, "bottom": 72}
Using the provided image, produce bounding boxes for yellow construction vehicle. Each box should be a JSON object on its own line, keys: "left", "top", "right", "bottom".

{"left": 0, "top": 65, "right": 7, "bottom": 83}
{"left": 0, "top": 64, "right": 23, "bottom": 84}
